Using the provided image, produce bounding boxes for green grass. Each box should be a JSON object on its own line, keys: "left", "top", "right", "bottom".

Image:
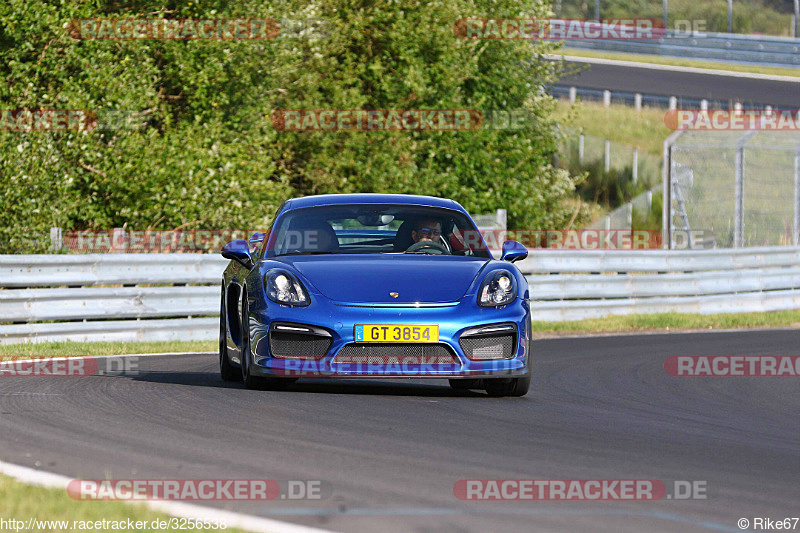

{"left": 532, "top": 309, "right": 800, "bottom": 335}
{"left": 0, "top": 474, "right": 246, "bottom": 532}
{"left": 556, "top": 48, "right": 800, "bottom": 78}
{"left": 0, "top": 340, "right": 216, "bottom": 360}
{"left": 555, "top": 101, "right": 669, "bottom": 158}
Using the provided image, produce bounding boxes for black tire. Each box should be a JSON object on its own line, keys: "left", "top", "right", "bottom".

{"left": 484, "top": 374, "right": 531, "bottom": 397}
{"left": 219, "top": 287, "right": 241, "bottom": 382}
{"left": 240, "top": 290, "right": 265, "bottom": 389}
{"left": 448, "top": 378, "right": 482, "bottom": 390}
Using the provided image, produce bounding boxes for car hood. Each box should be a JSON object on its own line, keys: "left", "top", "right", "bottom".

{"left": 278, "top": 255, "right": 490, "bottom": 304}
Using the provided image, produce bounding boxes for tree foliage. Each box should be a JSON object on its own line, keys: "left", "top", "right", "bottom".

{"left": 0, "top": 0, "right": 581, "bottom": 252}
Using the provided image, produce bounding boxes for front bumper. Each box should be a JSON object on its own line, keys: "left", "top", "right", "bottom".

{"left": 246, "top": 295, "right": 531, "bottom": 379}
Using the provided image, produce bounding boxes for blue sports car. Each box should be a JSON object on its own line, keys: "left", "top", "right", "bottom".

{"left": 219, "top": 194, "right": 531, "bottom": 397}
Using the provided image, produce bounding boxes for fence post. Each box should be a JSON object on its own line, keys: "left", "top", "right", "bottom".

{"left": 669, "top": 96, "right": 677, "bottom": 110}
{"left": 734, "top": 132, "right": 757, "bottom": 248}
{"left": 604, "top": 140, "right": 611, "bottom": 172}
{"left": 496, "top": 209, "right": 507, "bottom": 231}
{"left": 727, "top": 0, "right": 733, "bottom": 33}
{"left": 795, "top": 0, "right": 800, "bottom": 38}
{"left": 603, "top": 90, "right": 611, "bottom": 107}
{"left": 578, "top": 134, "right": 584, "bottom": 165}
{"left": 634, "top": 93, "right": 642, "bottom": 111}
{"left": 701, "top": 99, "right": 708, "bottom": 111}
{"left": 794, "top": 148, "right": 800, "bottom": 245}
{"left": 569, "top": 86, "right": 577, "bottom": 103}
{"left": 632, "top": 148, "right": 639, "bottom": 184}
{"left": 626, "top": 202, "right": 633, "bottom": 229}
{"left": 50, "top": 227, "right": 63, "bottom": 252}
{"left": 646, "top": 189, "right": 653, "bottom": 214}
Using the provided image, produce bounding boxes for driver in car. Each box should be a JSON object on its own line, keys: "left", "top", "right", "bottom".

{"left": 411, "top": 219, "right": 442, "bottom": 245}
{"left": 406, "top": 218, "right": 449, "bottom": 254}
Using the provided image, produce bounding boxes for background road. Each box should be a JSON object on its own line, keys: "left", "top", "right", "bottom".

{"left": 1, "top": 329, "right": 798, "bottom": 532}
{"left": 557, "top": 58, "right": 800, "bottom": 107}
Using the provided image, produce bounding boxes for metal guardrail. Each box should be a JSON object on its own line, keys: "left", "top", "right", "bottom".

{"left": 517, "top": 246, "right": 800, "bottom": 321}
{"left": 563, "top": 30, "right": 800, "bottom": 67}
{"left": 1, "top": 247, "right": 799, "bottom": 343}
{"left": 0, "top": 254, "right": 226, "bottom": 345}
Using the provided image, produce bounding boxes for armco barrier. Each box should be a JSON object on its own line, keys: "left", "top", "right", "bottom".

{"left": 0, "top": 254, "right": 227, "bottom": 344}
{"left": 1, "top": 247, "right": 799, "bottom": 343}
{"left": 516, "top": 246, "right": 800, "bottom": 321}
{"left": 563, "top": 30, "right": 800, "bottom": 67}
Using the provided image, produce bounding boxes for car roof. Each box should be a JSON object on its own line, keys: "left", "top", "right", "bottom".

{"left": 281, "top": 193, "right": 466, "bottom": 213}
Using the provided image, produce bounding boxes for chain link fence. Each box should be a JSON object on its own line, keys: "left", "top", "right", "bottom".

{"left": 666, "top": 131, "right": 800, "bottom": 248}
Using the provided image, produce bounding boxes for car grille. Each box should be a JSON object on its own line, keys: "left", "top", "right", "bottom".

{"left": 459, "top": 334, "right": 515, "bottom": 360}
{"left": 269, "top": 331, "right": 332, "bottom": 359}
{"left": 336, "top": 343, "right": 457, "bottom": 364}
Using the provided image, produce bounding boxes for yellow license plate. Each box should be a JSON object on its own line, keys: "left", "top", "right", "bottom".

{"left": 355, "top": 324, "right": 439, "bottom": 343}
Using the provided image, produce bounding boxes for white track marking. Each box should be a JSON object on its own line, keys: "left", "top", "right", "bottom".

{"left": 0, "top": 459, "right": 335, "bottom": 533}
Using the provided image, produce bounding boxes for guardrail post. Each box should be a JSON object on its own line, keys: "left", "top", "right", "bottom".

{"left": 569, "top": 86, "right": 577, "bottom": 103}
{"left": 604, "top": 140, "right": 611, "bottom": 172}
{"left": 632, "top": 148, "right": 639, "bottom": 184}
{"left": 603, "top": 90, "right": 611, "bottom": 107}
{"left": 578, "top": 134, "right": 584, "bottom": 164}
{"left": 635, "top": 93, "right": 642, "bottom": 111}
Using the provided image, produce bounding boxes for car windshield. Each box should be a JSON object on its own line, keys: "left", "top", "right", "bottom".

{"left": 264, "top": 204, "right": 491, "bottom": 258}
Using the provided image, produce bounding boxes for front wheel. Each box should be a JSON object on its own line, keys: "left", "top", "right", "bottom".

{"left": 219, "top": 288, "right": 241, "bottom": 382}
{"left": 484, "top": 375, "right": 530, "bottom": 397}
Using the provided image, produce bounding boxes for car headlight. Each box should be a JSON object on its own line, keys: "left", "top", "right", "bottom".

{"left": 265, "top": 270, "right": 310, "bottom": 306}
{"left": 478, "top": 270, "right": 517, "bottom": 307}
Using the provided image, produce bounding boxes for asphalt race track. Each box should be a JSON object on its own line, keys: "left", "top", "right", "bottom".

{"left": 557, "top": 58, "right": 800, "bottom": 108}
{"left": 1, "top": 329, "right": 798, "bottom": 533}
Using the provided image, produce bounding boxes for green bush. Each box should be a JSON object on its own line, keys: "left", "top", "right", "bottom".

{"left": 0, "top": 0, "right": 586, "bottom": 253}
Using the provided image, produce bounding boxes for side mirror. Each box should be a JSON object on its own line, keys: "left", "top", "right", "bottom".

{"left": 221, "top": 239, "right": 254, "bottom": 269}
{"left": 500, "top": 240, "right": 528, "bottom": 263}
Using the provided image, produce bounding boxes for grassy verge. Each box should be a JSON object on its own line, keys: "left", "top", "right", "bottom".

{"left": 0, "top": 474, "right": 246, "bottom": 532}
{"left": 555, "top": 100, "right": 669, "bottom": 158}
{"left": 531, "top": 309, "right": 800, "bottom": 335}
{"left": 556, "top": 48, "right": 800, "bottom": 78}
{"left": 0, "top": 340, "right": 216, "bottom": 360}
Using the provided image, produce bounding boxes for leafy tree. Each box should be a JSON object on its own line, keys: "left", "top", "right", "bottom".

{"left": 0, "top": 0, "right": 582, "bottom": 252}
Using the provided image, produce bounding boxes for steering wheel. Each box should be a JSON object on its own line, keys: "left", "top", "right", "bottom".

{"left": 405, "top": 240, "right": 450, "bottom": 255}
